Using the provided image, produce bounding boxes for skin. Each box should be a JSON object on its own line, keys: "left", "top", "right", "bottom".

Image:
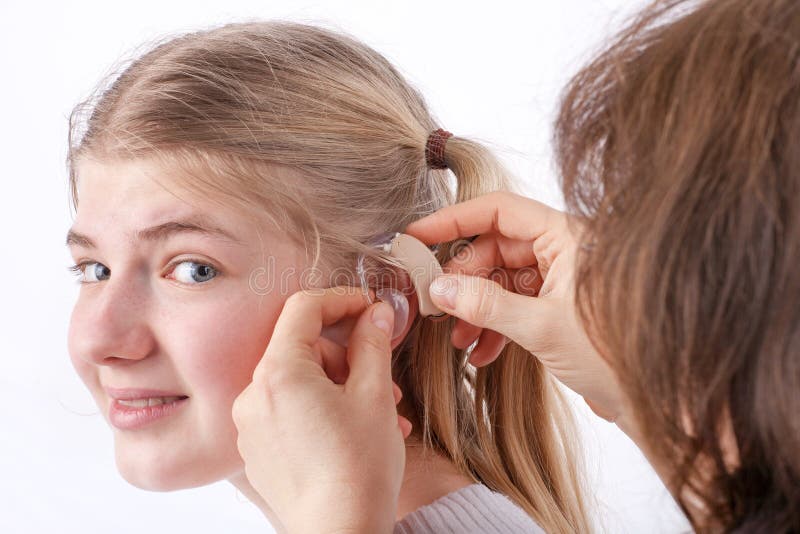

{"left": 66, "top": 156, "right": 472, "bottom": 530}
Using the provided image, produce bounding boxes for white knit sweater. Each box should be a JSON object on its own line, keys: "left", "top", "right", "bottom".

{"left": 393, "top": 483, "right": 546, "bottom": 533}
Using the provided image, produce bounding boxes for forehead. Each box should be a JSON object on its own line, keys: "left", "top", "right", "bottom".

{"left": 71, "top": 157, "right": 253, "bottom": 245}
{"left": 75, "top": 156, "right": 204, "bottom": 214}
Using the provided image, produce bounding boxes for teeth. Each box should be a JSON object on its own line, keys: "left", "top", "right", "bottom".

{"left": 117, "top": 396, "right": 184, "bottom": 408}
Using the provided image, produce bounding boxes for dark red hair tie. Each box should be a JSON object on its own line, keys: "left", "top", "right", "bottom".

{"left": 425, "top": 128, "right": 453, "bottom": 170}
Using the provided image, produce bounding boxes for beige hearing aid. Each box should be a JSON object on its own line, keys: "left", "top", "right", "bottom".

{"left": 359, "top": 232, "right": 447, "bottom": 318}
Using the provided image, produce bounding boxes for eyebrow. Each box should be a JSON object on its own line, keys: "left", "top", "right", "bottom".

{"left": 65, "top": 215, "right": 244, "bottom": 249}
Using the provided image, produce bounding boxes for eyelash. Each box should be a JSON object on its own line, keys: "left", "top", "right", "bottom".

{"left": 67, "top": 261, "right": 94, "bottom": 283}
{"left": 67, "top": 258, "right": 220, "bottom": 285}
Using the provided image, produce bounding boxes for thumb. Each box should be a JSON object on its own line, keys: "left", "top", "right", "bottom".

{"left": 429, "top": 273, "right": 551, "bottom": 353}
{"left": 345, "top": 301, "right": 395, "bottom": 390}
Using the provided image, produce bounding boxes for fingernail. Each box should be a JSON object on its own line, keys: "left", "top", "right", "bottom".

{"left": 430, "top": 276, "right": 458, "bottom": 309}
{"left": 376, "top": 287, "right": 409, "bottom": 339}
{"left": 371, "top": 301, "right": 394, "bottom": 337}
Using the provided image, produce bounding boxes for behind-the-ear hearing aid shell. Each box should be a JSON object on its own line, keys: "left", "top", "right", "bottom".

{"left": 357, "top": 232, "right": 447, "bottom": 318}
{"left": 379, "top": 233, "right": 446, "bottom": 318}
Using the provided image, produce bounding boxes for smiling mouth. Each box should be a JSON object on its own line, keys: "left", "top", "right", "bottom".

{"left": 108, "top": 395, "right": 191, "bottom": 430}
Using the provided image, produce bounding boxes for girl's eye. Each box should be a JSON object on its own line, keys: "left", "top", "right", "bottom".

{"left": 171, "top": 260, "right": 218, "bottom": 285}
{"left": 69, "top": 262, "right": 111, "bottom": 283}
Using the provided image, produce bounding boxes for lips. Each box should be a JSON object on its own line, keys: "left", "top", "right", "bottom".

{"left": 104, "top": 386, "right": 190, "bottom": 430}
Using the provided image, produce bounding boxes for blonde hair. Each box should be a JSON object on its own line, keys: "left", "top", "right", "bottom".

{"left": 68, "top": 21, "right": 590, "bottom": 533}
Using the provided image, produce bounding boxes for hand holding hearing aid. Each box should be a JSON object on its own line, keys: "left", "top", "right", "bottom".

{"left": 232, "top": 286, "right": 412, "bottom": 534}
{"left": 405, "top": 191, "right": 629, "bottom": 423}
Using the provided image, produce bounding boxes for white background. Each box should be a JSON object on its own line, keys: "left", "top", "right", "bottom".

{"left": 0, "top": 1, "right": 690, "bottom": 533}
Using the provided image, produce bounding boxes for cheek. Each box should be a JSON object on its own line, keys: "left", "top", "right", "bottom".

{"left": 67, "top": 298, "right": 99, "bottom": 394}
{"left": 167, "top": 294, "right": 287, "bottom": 405}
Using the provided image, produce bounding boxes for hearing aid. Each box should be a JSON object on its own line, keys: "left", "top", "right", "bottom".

{"left": 320, "top": 232, "right": 446, "bottom": 349}
{"left": 358, "top": 232, "right": 447, "bottom": 319}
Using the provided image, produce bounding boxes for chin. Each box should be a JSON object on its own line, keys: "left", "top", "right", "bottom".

{"left": 113, "top": 438, "right": 240, "bottom": 492}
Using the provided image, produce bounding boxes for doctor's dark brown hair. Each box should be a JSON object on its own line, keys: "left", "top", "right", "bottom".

{"left": 67, "top": 22, "right": 589, "bottom": 533}
{"left": 555, "top": 0, "right": 800, "bottom": 531}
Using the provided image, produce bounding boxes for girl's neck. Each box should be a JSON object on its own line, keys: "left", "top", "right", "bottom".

{"left": 229, "top": 439, "right": 475, "bottom": 526}
{"left": 397, "top": 439, "right": 475, "bottom": 519}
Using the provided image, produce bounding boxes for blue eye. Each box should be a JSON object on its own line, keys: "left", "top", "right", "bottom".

{"left": 69, "top": 262, "right": 110, "bottom": 283}
{"left": 172, "top": 260, "right": 217, "bottom": 284}
{"left": 68, "top": 259, "right": 218, "bottom": 285}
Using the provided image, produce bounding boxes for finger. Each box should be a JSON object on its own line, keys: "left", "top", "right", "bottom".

{"left": 318, "top": 336, "right": 349, "bottom": 384}
{"left": 392, "top": 382, "right": 403, "bottom": 405}
{"left": 404, "top": 191, "right": 561, "bottom": 245}
{"left": 345, "top": 301, "right": 395, "bottom": 391}
{"left": 320, "top": 289, "right": 409, "bottom": 348}
{"left": 444, "top": 231, "right": 538, "bottom": 275}
{"left": 428, "top": 274, "right": 549, "bottom": 354}
{"left": 468, "top": 329, "right": 508, "bottom": 367}
{"left": 466, "top": 266, "right": 516, "bottom": 366}
{"left": 451, "top": 266, "right": 516, "bottom": 351}
{"left": 261, "top": 286, "right": 372, "bottom": 373}
{"left": 452, "top": 318, "right": 482, "bottom": 350}
{"left": 450, "top": 268, "right": 520, "bottom": 363}
{"left": 509, "top": 267, "right": 543, "bottom": 296}
{"left": 320, "top": 316, "right": 358, "bottom": 347}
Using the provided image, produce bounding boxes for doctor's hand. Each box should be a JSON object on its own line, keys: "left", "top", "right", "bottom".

{"left": 405, "top": 192, "right": 626, "bottom": 423}
{"left": 232, "top": 287, "right": 411, "bottom": 534}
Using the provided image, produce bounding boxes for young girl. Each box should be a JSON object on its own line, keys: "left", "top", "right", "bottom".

{"left": 66, "top": 22, "right": 589, "bottom": 533}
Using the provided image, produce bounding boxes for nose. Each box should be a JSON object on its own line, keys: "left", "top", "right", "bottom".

{"left": 69, "top": 273, "right": 157, "bottom": 367}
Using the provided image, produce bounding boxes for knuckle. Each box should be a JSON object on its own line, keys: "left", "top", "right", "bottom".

{"left": 527, "top": 300, "right": 561, "bottom": 351}
{"left": 284, "top": 290, "right": 312, "bottom": 308}
{"left": 263, "top": 364, "right": 300, "bottom": 392}
{"left": 231, "top": 390, "right": 251, "bottom": 425}
{"left": 533, "top": 242, "right": 557, "bottom": 277}
{"left": 252, "top": 357, "right": 278, "bottom": 383}
{"left": 284, "top": 287, "right": 328, "bottom": 309}
{"left": 357, "top": 330, "right": 389, "bottom": 354}
{"left": 472, "top": 281, "right": 500, "bottom": 325}
{"left": 538, "top": 281, "right": 557, "bottom": 298}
